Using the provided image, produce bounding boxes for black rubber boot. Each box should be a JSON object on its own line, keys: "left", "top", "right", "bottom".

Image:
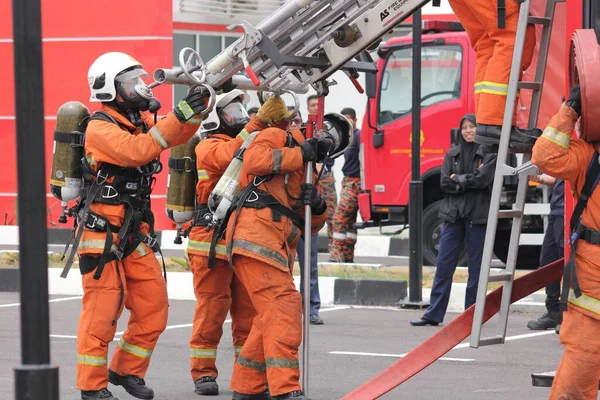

{"left": 231, "top": 388, "right": 270, "bottom": 400}
{"left": 273, "top": 390, "right": 309, "bottom": 399}
{"left": 527, "top": 312, "right": 562, "bottom": 330}
{"left": 81, "top": 388, "right": 119, "bottom": 400}
{"left": 474, "top": 124, "right": 541, "bottom": 151}
{"left": 194, "top": 376, "right": 219, "bottom": 395}
{"left": 108, "top": 369, "right": 154, "bottom": 399}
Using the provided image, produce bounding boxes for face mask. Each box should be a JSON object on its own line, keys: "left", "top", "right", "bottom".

{"left": 115, "top": 68, "right": 155, "bottom": 112}
{"left": 218, "top": 101, "right": 250, "bottom": 137}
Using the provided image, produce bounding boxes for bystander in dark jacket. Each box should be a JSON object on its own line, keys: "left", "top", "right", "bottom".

{"left": 411, "top": 113, "right": 496, "bottom": 326}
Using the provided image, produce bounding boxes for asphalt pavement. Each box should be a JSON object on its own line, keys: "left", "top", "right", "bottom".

{"left": 0, "top": 293, "right": 571, "bottom": 400}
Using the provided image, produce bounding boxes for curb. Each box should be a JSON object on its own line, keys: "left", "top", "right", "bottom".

{"left": 334, "top": 279, "right": 407, "bottom": 306}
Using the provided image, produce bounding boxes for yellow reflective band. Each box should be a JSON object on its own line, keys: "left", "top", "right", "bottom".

{"left": 135, "top": 243, "right": 147, "bottom": 257}
{"left": 178, "top": 101, "right": 195, "bottom": 120}
{"left": 475, "top": 81, "right": 509, "bottom": 88}
{"left": 232, "top": 239, "right": 289, "bottom": 268}
{"left": 237, "top": 355, "right": 266, "bottom": 373}
{"left": 77, "top": 354, "right": 107, "bottom": 366}
{"left": 474, "top": 81, "right": 509, "bottom": 96}
{"left": 197, "top": 169, "right": 209, "bottom": 180}
{"left": 190, "top": 347, "right": 217, "bottom": 359}
{"left": 187, "top": 240, "right": 227, "bottom": 256}
{"left": 149, "top": 126, "right": 169, "bottom": 150}
{"left": 234, "top": 345, "right": 243, "bottom": 356}
{"left": 333, "top": 232, "right": 347, "bottom": 240}
{"left": 568, "top": 290, "right": 600, "bottom": 314}
{"left": 347, "top": 232, "right": 358, "bottom": 240}
{"left": 265, "top": 357, "right": 299, "bottom": 369}
{"left": 541, "top": 126, "right": 570, "bottom": 149}
{"left": 118, "top": 338, "right": 153, "bottom": 359}
{"left": 79, "top": 240, "right": 117, "bottom": 253}
{"left": 187, "top": 117, "right": 202, "bottom": 126}
{"left": 86, "top": 155, "right": 97, "bottom": 168}
{"left": 238, "top": 129, "right": 249, "bottom": 141}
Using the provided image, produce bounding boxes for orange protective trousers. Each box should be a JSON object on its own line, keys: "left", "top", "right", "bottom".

{"left": 229, "top": 255, "right": 303, "bottom": 397}
{"left": 188, "top": 254, "right": 255, "bottom": 381}
{"left": 448, "top": 0, "right": 536, "bottom": 126}
{"left": 76, "top": 253, "right": 168, "bottom": 391}
{"left": 549, "top": 308, "right": 600, "bottom": 400}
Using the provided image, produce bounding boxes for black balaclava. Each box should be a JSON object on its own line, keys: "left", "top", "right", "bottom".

{"left": 458, "top": 113, "right": 478, "bottom": 174}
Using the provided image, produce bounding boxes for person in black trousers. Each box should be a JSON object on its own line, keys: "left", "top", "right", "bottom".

{"left": 526, "top": 176, "right": 563, "bottom": 331}
{"left": 411, "top": 114, "right": 496, "bottom": 326}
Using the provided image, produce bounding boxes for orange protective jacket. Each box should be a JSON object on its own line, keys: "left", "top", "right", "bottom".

{"left": 79, "top": 105, "right": 201, "bottom": 257}
{"left": 226, "top": 125, "right": 327, "bottom": 271}
{"left": 187, "top": 117, "right": 266, "bottom": 259}
{"left": 531, "top": 104, "right": 600, "bottom": 319}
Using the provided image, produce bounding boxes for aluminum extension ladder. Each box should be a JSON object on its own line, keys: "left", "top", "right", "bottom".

{"left": 470, "top": 0, "right": 565, "bottom": 348}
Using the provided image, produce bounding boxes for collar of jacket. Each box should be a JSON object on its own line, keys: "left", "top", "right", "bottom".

{"left": 100, "top": 104, "right": 149, "bottom": 133}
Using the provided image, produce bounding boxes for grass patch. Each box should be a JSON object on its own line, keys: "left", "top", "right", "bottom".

{"left": 1, "top": 252, "right": 530, "bottom": 290}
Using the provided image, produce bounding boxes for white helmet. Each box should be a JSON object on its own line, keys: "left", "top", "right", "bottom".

{"left": 201, "top": 89, "right": 250, "bottom": 135}
{"left": 88, "top": 52, "right": 149, "bottom": 102}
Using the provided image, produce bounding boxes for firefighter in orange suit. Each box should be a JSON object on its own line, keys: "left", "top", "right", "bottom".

{"left": 225, "top": 96, "right": 329, "bottom": 400}
{"left": 186, "top": 90, "right": 262, "bottom": 396}
{"left": 531, "top": 85, "right": 600, "bottom": 400}
{"left": 448, "top": 0, "right": 541, "bottom": 150}
{"left": 76, "top": 52, "right": 221, "bottom": 400}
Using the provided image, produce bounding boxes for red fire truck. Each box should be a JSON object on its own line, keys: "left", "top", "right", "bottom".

{"left": 357, "top": 13, "right": 567, "bottom": 267}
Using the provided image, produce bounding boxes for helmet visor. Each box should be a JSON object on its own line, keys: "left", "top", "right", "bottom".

{"left": 219, "top": 101, "right": 250, "bottom": 129}
{"left": 115, "top": 68, "right": 152, "bottom": 100}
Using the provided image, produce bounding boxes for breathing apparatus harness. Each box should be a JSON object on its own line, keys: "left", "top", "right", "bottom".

{"left": 60, "top": 110, "right": 166, "bottom": 290}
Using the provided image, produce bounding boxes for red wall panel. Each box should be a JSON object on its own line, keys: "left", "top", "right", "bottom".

{"left": 1, "top": 0, "right": 175, "bottom": 229}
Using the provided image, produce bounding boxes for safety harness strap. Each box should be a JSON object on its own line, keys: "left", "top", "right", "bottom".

{"left": 242, "top": 189, "right": 304, "bottom": 229}
{"left": 54, "top": 130, "right": 84, "bottom": 146}
{"left": 497, "top": 0, "right": 506, "bottom": 29}
{"left": 168, "top": 156, "right": 194, "bottom": 172}
{"left": 561, "top": 152, "right": 600, "bottom": 311}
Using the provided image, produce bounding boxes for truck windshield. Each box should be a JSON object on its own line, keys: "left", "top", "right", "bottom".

{"left": 378, "top": 44, "right": 462, "bottom": 126}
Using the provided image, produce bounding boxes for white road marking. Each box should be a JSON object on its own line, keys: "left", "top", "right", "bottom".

{"left": 451, "top": 330, "right": 555, "bottom": 350}
{"left": 330, "top": 330, "right": 556, "bottom": 362}
{"left": 50, "top": 334, "right": 78, "bottom": 339}
{"left": 0, "top": 295, "right": 82, "bottom": 308}
{"left": 329, "top": 351, "right": 474, "bottom": 362}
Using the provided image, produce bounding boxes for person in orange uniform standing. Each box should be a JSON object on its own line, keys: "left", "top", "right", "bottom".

{"left": 186, "top": 90, "right": 262, "bottom": 396}
{"left": 226, "top": 96, "right": 330, "bottom": 400}
{"left": 76, "top": 52, "right": 218, "bottom": 400}
{"left": 531, "top": 85, "right": 600, "bottom": 399}
{"left": 448, "top": 0, "right": 540, "bottom": 150}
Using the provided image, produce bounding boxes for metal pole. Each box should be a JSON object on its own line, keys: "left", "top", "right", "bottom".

{"left": 12, "top": 0, "right": 60, "bottom": 398}
{"left": 408, "top": 9, "right": 424, "bottom": 304}
{"left": 301, "top": 96, "right": 325, "bottom": 396}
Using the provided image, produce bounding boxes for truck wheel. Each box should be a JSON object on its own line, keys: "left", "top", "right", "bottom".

{"left": 493, "top": 229, "right": 541, "bottom": 269}
{"left": 422, "top": 200, "right": 467, "bottom": 266}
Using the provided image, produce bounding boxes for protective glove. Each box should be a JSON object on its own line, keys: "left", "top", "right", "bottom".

{"left": 300, "top": 138, "right": 318, "bottom": 162}
{"left": 566, "top": 84, "right": 581, "bottom": 116}
{"left": 215, "top": 78, "right": 236, "bottom": 94}
{"left": 174, "top": 86, "right": 210, "bottom": 123}
{"left": 301, "top": 183, "right": 327, "bottom": 215}
{"left": 316, "top": 137, "right": 335, "bottom": 163}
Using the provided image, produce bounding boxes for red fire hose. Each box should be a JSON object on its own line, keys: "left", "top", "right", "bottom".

{"left": 342, "top": 259, "right": 564, "bottom": 399}
{"left": 569, "top": 29, "right": 600, "bottom": 142}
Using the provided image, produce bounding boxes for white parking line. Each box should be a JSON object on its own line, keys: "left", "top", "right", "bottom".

{"left": 0, "top": 295, "right": 82, "bottom": 308}
{"left": 330, "top": 330, "right": 557, "bottom": 362}
{"left": 329, "top": 351, "right": 475, "bottom": 362}
{"left": 50, "top": 334, "right": 78, "bottom": 339}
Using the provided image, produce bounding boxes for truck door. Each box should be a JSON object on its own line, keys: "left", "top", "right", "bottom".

{"left": 366, "top": 39, "right": 471, "bottom": 209}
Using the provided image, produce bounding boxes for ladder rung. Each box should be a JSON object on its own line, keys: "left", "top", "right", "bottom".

{"left": 516, "top": 161, "right": 538, "bottom": 176}
{"left": 518, "top": 81, "right": 543, "bottom": 90}
{"left": 488, "top": 272, "right": 513, "bottom": 282}
{"left": 478, "top": 336, "right": 504, "bottom": 347}
{"left": 498, "top": 210, "right": 522, "bottom": 219}
{"left": 527, "top": 16, "right": 551, "bottom": 26}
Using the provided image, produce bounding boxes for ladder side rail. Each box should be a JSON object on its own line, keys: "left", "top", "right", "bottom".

{"left": 470, "top": 0, "right": 533, "bottom": 348}
{"left": 497, "top": 157, "right": 533, "bottom": 340}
